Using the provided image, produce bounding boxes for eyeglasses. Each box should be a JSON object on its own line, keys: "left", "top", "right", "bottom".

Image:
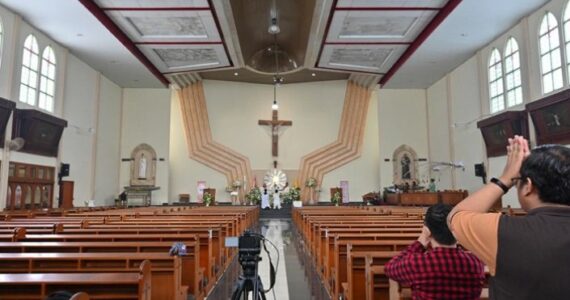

{"left": 511, "top": 177, "right": 524, "bottom": 185}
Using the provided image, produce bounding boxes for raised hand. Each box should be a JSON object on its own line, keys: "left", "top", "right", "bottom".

{"left": 500, "top": 135, "right": 530, "bottom": 188}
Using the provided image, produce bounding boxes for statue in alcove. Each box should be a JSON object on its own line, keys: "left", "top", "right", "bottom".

{"left": 130, "top": 143, "right": 157, "bottom": 186}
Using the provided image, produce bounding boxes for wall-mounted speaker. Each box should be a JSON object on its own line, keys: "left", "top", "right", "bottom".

{"left": 60, "top": 163, "right": 70, "bottom": 177}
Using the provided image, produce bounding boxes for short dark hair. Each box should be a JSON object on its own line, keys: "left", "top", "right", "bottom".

{"left": 45, "top": 291, "right": 73, "bottom": 300}
{"left": 425, "top": 204, "right": 456, "bottom": 245}
{"left": 519, "top": 145, "right": 570, "bottom": 205}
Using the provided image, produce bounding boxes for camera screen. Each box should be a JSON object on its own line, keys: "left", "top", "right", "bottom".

{"left": 225, "top": 237, "right": 239, "bottom": 248}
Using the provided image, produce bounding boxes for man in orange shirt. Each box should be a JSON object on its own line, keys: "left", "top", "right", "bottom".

{"left": 448, "top": 136, "right": 570, "bottom": 299}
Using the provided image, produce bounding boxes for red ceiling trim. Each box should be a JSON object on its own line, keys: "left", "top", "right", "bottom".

{"left": 79, "top": 0, "right": 170, "bottom": 87}
{"left": 317, "top": 66, "right": 385, "bottom": 76}
{"left": 379, "top": 0, "right": 462, "bottom": 86}
{"left": 325, "top": 42, "right": 412, "bottom": 45}
{"left": 101, "top": 7, "right": 211, "bottom": 11}
{"left": 335, "top": 7, "right": 441, "bottom": 11}
{"left": 162, "top": 65, "right": 232, "bottom": 75}
{"left": 207, "top": 0, "right": 234, "bottom": 68}
{"left": 136, "top": 41, "right": 223, "bottom": 45}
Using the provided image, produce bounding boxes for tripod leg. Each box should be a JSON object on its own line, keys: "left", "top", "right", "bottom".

{"left": 231, "top": 277, "right": 247, "bottom": 300}
{"left": 256, "top": 276, "right": 267, "bottom": 300}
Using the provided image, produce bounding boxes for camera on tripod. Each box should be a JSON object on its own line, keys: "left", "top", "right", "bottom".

{"left": 225, "top": 230, "right": 275, "bottom": 300}
{"left": 237, "top": 231, "right": 261, "bottom": 259}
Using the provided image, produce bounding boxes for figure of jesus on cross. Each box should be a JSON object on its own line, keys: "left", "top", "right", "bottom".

{"left": 258, "top": 110, "right": 292, "bottom": 157}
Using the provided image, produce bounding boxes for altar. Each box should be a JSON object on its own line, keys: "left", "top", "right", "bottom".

{"left": 124, "top": 186, "right": 160, "bottom": 206}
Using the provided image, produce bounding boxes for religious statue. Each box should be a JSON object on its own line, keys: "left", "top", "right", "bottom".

{"left": 138, "top": 153, "right": 147, "bottom": 179}
{"left": 401, "top": 154, "right": 411, "bottom": 180}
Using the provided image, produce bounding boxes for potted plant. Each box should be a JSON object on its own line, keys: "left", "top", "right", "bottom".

{"left": 331, "top": 191, "right": 341, "bottom": 206}
{"left": 245, "top": 187, "right": 261, "bottom": 205}
{"left": 203, "top": 192, "right": 213, "bottom": 207}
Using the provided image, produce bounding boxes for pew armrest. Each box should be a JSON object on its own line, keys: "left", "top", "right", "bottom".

{"left": 341, "top": 282, "right": 349, "bottom": 300}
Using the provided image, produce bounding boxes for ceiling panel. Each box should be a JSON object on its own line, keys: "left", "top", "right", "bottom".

{"left": 106, "top": 10, "right": 220, "bottom": 42}
{"left": 336, "top": 0, "right": 446, "bottom": 8}
{"left": 319, "top": 44, "right": 406, "bottom": 74}
{"left": 327, "top": 10, "right": 437, "bottom": 43}
{"left": 140, "top": 44, "right": 229, "bottom": 73}
{"left": 96, "top": 0, "right": 209, "bottom": 8}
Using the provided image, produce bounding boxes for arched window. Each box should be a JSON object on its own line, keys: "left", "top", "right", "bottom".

{"left": 504, "top": 37, "right": 523, "bottom": 107}
{"left": 539, "top": 12, "right": 563, "bottom": 94}
{"left": 39, "top": 46, "right": 56, "bottom": 112}
{"left": 0, "top": 18, "right": 4, "bottom": 69}
{"left": 19, "top": 34, "right": 40, "bottom": 105}
{"left": 563, "top": 2, "right": 570, "bottom": 82}
{"left": 489, "top": 48, "right": 504, "bottom": 113}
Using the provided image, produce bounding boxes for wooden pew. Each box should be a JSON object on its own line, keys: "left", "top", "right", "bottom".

{"left": 344, "top": 251, "right": 398, "bottom": 300}
{"left": 0, "top": 259, "right": 151, "bottom": 300}
{"left": 0, "top": 253, "right": 183, "bottom": 300}
{"left": 329, "top": 239, "right": 411, "bottom": 299}
{"left": 16, "top": 232, "right": 220, "bottom": 284}
{"left": 0, "top": 241, "right": 202, "bottom": 298}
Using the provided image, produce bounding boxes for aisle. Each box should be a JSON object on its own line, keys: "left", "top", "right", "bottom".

{"left": 257, "top": 219, "right": 312, "bottom": 300}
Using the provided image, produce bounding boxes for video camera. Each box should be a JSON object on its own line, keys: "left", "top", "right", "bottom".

{"left": 225, "top": 230, "right": 276, "bottom": 299}
{"left": 238, "top": 231, "right": 261, "bottom": 259}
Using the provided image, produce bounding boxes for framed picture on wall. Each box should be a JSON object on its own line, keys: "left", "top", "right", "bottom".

{"left": 477, "top": 111, "right": 529, "bottom": 157}
{"left": 526, "top": 89, "right": 570, "bottom": 145}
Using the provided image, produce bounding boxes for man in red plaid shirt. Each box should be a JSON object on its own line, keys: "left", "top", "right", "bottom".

{"left": 385, "top": 204, "right": 485, "bottom": 299}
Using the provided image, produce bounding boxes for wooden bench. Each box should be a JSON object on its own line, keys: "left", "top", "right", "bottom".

{"left": 0, "top": 259, "right": 151, "bottom": 300}
{"left": 0, "top": 241, "right": 203, "bottom": 298}
{"left": 0, "top": 252, "right": 184, "bottom": 300}
{"left": 344, "top": 251, "right": 398, "bottom": 300}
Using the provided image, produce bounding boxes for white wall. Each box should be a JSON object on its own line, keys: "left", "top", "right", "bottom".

{"left": 378, "top": 89, "right": 430, "bottom": 189}
{"left": 169, "top": 80, "right": 380, "bottom": 202}
{"left": 427, "top": 77, "right": 453, "bottom": 189}
{"left": 59, "top": 55, "right": 98, "bottom": 206}
{"left": 424, "top": 0, "right": 570, "bottom": 208}
{"left": 0, "top": 4, "right": 123, "bottom": 209}
{"left": 120, "top": 88, "right": 170, "bottom": 204}
{"left": 93, "top": 77, "right": 122, "bottom": 205}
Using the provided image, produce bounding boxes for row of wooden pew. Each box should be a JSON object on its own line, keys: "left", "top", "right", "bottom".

{"left": 293, "top": 205, "right": 509, "bottom": 300}
{"left": 293, "top": 206, "right": 427, "bottom": 300}
{"left": 0, "top": 205, "right": 259, "bottom": 300}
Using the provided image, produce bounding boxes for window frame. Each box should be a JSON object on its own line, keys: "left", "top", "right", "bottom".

{"left": 503, "top": 37, "right": 523, "bottom": 107}
{"left": 38, "top": 46, "right": 56, "bottom": 112}
{"left": 19, "top": 34, "right": 40, "bottom": 106}
{"left": 0, "top": 17, "right": 4, "bottom": 70}
{"left": 539, "top": 12, "right": 564, "bottom": 95}
{"left": 488, "top": 48, "right": 505, "bottom": 113}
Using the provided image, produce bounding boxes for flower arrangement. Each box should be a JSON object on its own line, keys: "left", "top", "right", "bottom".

{"left": 245, "top": 187, "right": 261, "bottom": 205}
{"left": 232, "top": 180, "right": 242, "bottom": 189}
{"left": 305, "top": 177, "right": 317, "bottom": 188}
{"left": 203, "top": 192, "right": 213, "bottom": 206}
{"left": 282, "top": 187, "right": 301, "bottom": 204}
{"left": 225, "top": 186, "right": 234, "bottom": 193}
{"left": 331, "top": 191, "right": 341, "bottom": 206}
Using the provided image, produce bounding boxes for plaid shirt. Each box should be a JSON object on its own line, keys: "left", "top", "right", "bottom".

{"left": 385, "top": 241, "right": 485, "bottom": 300}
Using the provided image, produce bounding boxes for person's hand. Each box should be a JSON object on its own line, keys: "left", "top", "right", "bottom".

{"left": 418, "top": 226, "right": 431, "bottom": 248}
{"left": 499, "top": 135, "right": 530, "bottom": 188}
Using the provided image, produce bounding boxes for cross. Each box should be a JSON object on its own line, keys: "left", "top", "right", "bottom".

{"left": 258, "top": 110, "right": 292, "bottom": 157}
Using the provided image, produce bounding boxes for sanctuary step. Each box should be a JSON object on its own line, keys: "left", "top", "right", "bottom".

{"left": 259, "top": 203, "right": 292, "bottom": 219}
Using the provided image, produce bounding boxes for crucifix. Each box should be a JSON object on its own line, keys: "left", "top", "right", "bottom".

{"left": 258, "top": 110, "right": 292, "bottom": 156}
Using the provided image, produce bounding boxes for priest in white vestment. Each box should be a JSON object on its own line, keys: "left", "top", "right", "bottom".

{"left": 273, "top": 189, "right": 281, "bottom": 209}
{"left": 261, "top": 188, "right": 270, "bottom": 209}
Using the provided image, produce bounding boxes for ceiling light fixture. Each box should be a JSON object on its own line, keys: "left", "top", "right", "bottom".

{"left": 270, "top": 15, "right": 283, "bottom": 111}
{"left": 268, "top": 18, "right": 280, "bottom": 34}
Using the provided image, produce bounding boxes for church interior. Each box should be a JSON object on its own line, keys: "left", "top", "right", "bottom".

{"left": 0, "top": 0, "right": 568, "bottom": 299}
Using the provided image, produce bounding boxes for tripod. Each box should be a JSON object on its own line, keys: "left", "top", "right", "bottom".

{"left": 231, "top": 256, "right": 267, "bottom": 300}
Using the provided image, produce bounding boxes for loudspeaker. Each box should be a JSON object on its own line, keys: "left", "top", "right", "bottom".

{"left": 60, "top": 163, "right": 70, "bottom": 177}
{"left": 474, "top": 163, "right": 485, "bottom": 177}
